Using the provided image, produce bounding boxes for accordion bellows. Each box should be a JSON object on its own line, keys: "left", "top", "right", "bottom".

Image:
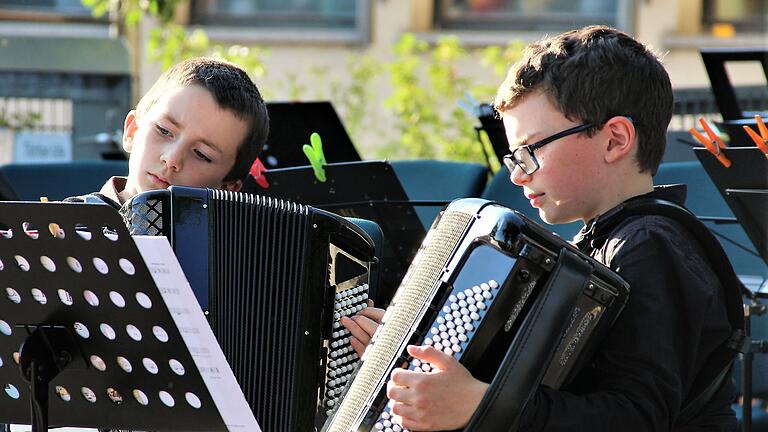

{"left": 323, "top": 198, "right": 629, "bottom": 432}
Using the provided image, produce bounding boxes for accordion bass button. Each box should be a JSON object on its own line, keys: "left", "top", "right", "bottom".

{"left": 480, "top": 282, "right": 490, "bottom": 291}
{"left": 489, "top": 280, "right": 499, "bottom": 289}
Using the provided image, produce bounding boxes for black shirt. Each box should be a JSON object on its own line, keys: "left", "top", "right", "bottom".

{"left": 518, "top": 185, "right": 737, "bottom": 431}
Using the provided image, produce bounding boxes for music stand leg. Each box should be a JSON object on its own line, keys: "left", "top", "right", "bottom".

{"left": 18, "top": 326, "right": 77, "bottom": 432}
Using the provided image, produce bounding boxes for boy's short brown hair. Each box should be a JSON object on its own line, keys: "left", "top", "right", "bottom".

{"left": 136, "top": 57, "right": 269, "bottom": 182}
{"left": 494, "top": 26, "right": 672, "bottom": 175}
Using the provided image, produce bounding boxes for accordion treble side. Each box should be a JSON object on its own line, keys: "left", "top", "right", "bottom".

{"left": 323, "top": 198, "right": 629, "bottom": 432}
{"left": 121, "top": 186, "right": 378, "bottom": 432}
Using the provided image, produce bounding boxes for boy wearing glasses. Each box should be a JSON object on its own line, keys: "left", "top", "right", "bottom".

{"left": 346, "top": 25, "right": 737, "bottom": 431}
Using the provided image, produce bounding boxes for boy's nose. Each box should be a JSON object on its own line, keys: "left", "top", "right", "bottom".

{"left": 161, "top": 145, "right": 183, "bottom": 172}
{"left": 509, "top": 164, "right": 530, "bottom": 186}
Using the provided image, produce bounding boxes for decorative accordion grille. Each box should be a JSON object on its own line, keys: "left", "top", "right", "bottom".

{"left": 208, "top": 190, "right": 311, "bottom": 432}
{"left": 327, "top": 210, "right": 473, "bottom": 432}
{"left": 121, "top": 197, "right": 163, "bottom": 236}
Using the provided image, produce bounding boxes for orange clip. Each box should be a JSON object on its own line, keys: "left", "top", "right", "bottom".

{"left": 742, "top": 114, "right": 768, "bottom": 159}
{"left": 689, "top": 117, "right": 731, "bottom": 167}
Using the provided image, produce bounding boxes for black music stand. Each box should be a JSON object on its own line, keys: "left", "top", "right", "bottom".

{"left": 246, "top": 160, "right": 429, "bottom": 304}
{"left": 245, "top": 100, "right": 361, "bottom": 173}
{"left": 694, "top": 147, "right": 768, "bottom": 264}
{"left": 476, "top": 103, "right": 508, "bottom": 166}
{"left": 0, "top": 202, "right": 233, "bottom": 431}
{"left": 694, "top": 146, "right": 768, "bottom": 432}
{"left": 701, "top": 48, "right": 768, "bottom": 146}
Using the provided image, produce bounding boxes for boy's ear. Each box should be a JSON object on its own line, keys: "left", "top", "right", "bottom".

{"left": 123, "top": 110, "right": 139, "bottom": 153}
{"left": 221, "top": 179, "right": 242, "bottom": 193}
{"left": 603, "top": 116, "right": 636, "bottom": 165}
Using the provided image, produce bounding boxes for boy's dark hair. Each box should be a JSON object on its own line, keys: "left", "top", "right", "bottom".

{"left": 136, "top": 57, "right": 269, "bottom": 182}
{"left": 494, "top": 25, "right": 672, "bottom": 175}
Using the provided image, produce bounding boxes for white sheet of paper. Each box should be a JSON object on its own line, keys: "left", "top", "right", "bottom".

{"left": 134, "top": 235, "right": 261, "bottom": 432}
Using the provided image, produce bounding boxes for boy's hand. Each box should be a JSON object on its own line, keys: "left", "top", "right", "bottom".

{"left": 386, "top": 345, "right": 488, "bottom": 431}
{"left": 340, "top": 300, "right": 384, "bottom": 357}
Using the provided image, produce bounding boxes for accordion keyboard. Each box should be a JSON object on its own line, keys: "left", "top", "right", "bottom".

{"left": 324, "top": 282, "right": 370, "bottom": 415}
{"left": 371, "top": 277, "right": 504, "bottom": 432}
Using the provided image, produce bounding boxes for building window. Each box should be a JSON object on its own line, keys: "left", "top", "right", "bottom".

{"left": 0, "top": 0, "right": 91, "bottom": 17}
{"left": 434, "top": 0, "right": 624, "bottom": 31}
{"left": 192, "top": 0, "right": 362, "bottom": 30}
{"left": 702, "top": 0, "right": 766, "bottom": 33}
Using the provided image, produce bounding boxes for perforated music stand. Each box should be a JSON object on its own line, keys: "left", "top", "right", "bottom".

{"left": 246, "top": 160, "right": 429, "bottom": 304}
{"left": 694, "top": 147, "right": 768, "bottom": 265}
{"left": 0, "top": 202, "right": 230, "bottom": 431}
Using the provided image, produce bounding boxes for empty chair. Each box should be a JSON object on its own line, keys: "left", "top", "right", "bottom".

{"left": 0, "top": 160, "right": 128, "bottom": 201}
{"left": 391, "top": 160, "right": 489, "bottom": 229}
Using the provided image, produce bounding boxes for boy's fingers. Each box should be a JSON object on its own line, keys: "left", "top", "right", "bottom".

{"left": 351, "top": 315, "right": 381, "bottom": 336}
{"left": 357, "top": 306, "right": 385, "bottom": 323}
{"left": 389, "top": 367, "right": 421, "bottom": 387}
{"left": 348, "top": 335, "right": 366, "bottom": 358}
{"left": 341, "top": 315, "right": 380, "bottom": 344}
{"left": 407, "top": 345, "right": 456, "bottom": 370}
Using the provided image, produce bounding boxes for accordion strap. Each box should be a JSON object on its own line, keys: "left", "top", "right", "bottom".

{"left": 465, "top": 247, "right": 593, "bottom": 432}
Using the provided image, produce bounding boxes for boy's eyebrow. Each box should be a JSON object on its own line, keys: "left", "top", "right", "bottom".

{"left": 509, "top": 135, "right": 529, "bottom": 151}
{"left": 164, "top": 113, "right": 222, "bottom": 153}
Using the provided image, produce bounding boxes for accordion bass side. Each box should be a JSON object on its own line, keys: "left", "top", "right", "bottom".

{"left": 120, "top": 186, "right": 378, "bottom": 432}
{"left": 323, "top": 198, "right": 630, "bottom": 432}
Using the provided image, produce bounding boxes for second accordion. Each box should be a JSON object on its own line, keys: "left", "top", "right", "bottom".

{"left": 323, "top": 198, "right": 630, "bottom": 432}
{"left": 121, "top": 186, "right": 378, "bottom": 431}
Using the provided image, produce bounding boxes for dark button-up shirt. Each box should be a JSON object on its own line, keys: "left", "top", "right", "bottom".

{"left": 518, "top": 185, "right": 737, "bottom": 431}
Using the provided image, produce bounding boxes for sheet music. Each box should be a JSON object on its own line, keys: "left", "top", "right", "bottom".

{"left": 133, "top": 235, "right": 261, "bottom": 432}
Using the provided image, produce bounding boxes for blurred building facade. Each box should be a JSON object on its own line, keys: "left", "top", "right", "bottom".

{"left": 0, "top": 0, "right": 764, "bottom": 159}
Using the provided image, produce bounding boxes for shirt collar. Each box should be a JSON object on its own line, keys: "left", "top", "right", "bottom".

{"left": 573, "top": 184, "right": 688, "bottom": 247}
{"left": 99, "top": 176, "right": 128, "bottom": 206}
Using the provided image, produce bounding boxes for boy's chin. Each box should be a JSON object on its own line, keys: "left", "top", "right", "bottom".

{"left": 538, "top": 209, "right": 578, "bottom": 226}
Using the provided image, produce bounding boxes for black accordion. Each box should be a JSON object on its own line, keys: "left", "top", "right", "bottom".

{"left": 323, "top": 198, "right": 630, "bottom": 432}
{"left": 120, "top": 186, "right": 378, "bottom": 431}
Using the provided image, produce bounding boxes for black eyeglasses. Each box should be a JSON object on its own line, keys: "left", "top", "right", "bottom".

{"left": 503, "top": 122, "right": 594, "bottom": 175}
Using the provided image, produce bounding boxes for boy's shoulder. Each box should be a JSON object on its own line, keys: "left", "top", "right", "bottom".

{"left": 63, "top": 192, "right": 122, "bottom": 211}
{"left": 62, "top": 176, "right": 127, "bottom": 211}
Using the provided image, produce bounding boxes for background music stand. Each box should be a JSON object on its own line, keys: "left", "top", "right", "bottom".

{"left": 694, "top": 147, "right": 768, "bottom": 264}
{"left": 476, "top": 103, "right": 508, "bottom": 166}
{"left": 0, "top": 202, "right": 230, "bottom": 431}
{"left": 695, "top": 146, "right": 768, "bottom": 432}
{"left": 247, "top": 160, "right": 429, "bottom": 304}
{"left": 242, "top": 101, "right": 361, "bottom": 190}
{"left": 701, "top": 48, "right": 768, "bottom": 147}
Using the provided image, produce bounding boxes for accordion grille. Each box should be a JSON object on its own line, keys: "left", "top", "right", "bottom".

{"left": 328, "top": 210, "right": 472, "bottom": 432}
{"left": 209, "top": 190, "right": 311, "bottom": 432}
